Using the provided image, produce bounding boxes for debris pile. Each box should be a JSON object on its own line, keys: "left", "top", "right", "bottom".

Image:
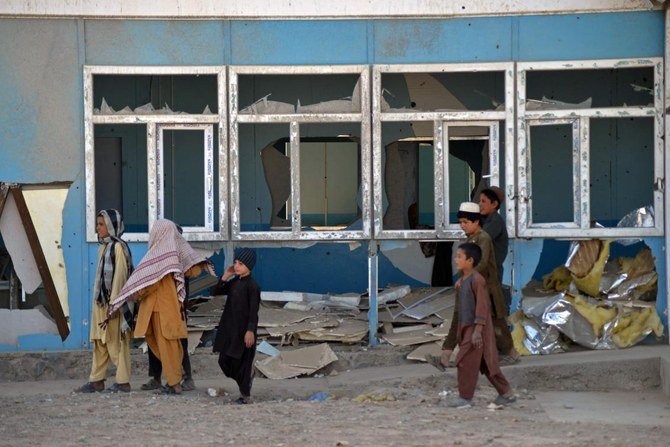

{"left": 513, "top": 241, "right": 664, "bottom": 355}
{"left": 184, "top": 284, "right": 456, "bottom": 376}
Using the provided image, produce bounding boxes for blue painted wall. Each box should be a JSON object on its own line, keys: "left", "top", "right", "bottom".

{"left": 0, "top": 11, "right": 665, "bottom": 350}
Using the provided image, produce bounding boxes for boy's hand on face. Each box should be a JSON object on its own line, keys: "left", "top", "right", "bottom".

{"left": 222, "top": 265, "right": 235, "bottom": 281}
{"left": 244, "top": 330, "right": 255, "bottom": 348}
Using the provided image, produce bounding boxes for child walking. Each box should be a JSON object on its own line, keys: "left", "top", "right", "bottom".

{"left": 212, "top": 248, "right": 261, "bottom": 404}
{"left": 447, "top": 242, "right": 516, "bottom": 409}
{"left": 439, "top": 202, "right": 518, "bottom": 368}
{"left": 77, "top": 209, "right": 134, "bottom": 393}
{"left": 108, "top": 219, "right": 215, "bottom": 394}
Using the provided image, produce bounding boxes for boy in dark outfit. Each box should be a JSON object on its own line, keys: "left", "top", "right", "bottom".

{"left": 212, "top": 248, "right": 261, "bottom": 404}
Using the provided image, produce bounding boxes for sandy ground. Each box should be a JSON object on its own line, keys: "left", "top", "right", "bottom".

{"left": 1, "top": 364, "right": 669, "bottom": 447}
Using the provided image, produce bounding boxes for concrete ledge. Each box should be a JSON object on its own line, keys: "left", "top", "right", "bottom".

{"left": 0, "top": 345, "right": 414, "bottom": 382}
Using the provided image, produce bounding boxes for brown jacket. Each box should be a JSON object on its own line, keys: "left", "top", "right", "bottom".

{"left": 134, "top": 265, "right": 201, "bottom": 340}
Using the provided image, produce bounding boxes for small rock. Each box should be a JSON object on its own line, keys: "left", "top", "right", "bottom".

{"left": 336, "top": 441, "right": 350, "bottom": 446}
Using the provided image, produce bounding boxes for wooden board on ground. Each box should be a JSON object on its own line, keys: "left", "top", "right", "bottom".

{"left": 255, "top": 343, "right": 338, "bottom": 379}
{"left": 382, "top": 329, "right": 443, "bottom": 347}
{"left": 407, "top": 341, "right": 443, "bottom": 361}
{"left": 191, "top": 295, "right": 226, "bottom": 315}
{"left": 265, "top": 316, "right": 339, "bottom": 337}
{"left": 258, "top": 307, "right": 319, "bottom": 327}
{"left": 298, "top": 319, "right": 369, "bottom": 343}
{"left": 402, "top": 290, "right": 456, "bottom": 320}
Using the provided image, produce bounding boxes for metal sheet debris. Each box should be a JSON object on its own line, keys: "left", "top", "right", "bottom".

{"left": 255, "top": 343, "right": 338, "bottom": 380}
{"left": 382, "top": 329, "right": 442, "bottom": 347}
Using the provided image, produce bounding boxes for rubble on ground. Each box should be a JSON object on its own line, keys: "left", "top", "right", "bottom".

{"left": 184, "top": 284, "right": 455, "bottom": 376}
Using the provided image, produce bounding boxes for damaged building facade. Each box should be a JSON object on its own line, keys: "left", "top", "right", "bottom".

{"left": 0, "top": 1, "right": 668, "bottom": 352}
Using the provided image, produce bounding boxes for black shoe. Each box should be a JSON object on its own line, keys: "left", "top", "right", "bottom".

{"left": 235, "top": 396, "right": 251, "bottom": 405}
{"left": 141, "top": 378, "right": 162, "bottom": 391}
{"left": 105, "top": 383, "right": 131, "bottom": 393}
{"left": 75, "top": 381, "right": 104, "bottom": 393}
{"left": 158, "top": 384, "right": 182, "bottom": 395}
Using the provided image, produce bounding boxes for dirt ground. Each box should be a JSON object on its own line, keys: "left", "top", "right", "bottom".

{"left": 1, "top": 364, "right": 669, "bottom": 447}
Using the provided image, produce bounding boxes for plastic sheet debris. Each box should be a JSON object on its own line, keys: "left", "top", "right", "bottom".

{"left": 516, "top": 241, "right": 663, "bottom": 354}
{"left": 616, "top": 205, "right": 655, "bottom": 245}
{"left": 257, "top": 340, "right": 280, "bottom": 357}
{"left": 353, "top": 393, "right": 396, "bottom": 403}
{"left": 308, "top": 392, "right": 334, "bottom": 402}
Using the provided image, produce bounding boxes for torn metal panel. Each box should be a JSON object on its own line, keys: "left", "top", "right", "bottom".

{"left": 0, "top": 191, "right": 42, "bottom": 294}
{"left": 401, "top": 290, "right": 455, "bottom": 320}
{"left": 21, "top": 185, "right": 70, "bottom": 321}
{"left": 0, "top": 185, "right": 70, "bottom": 340}
{"left": 298, "top": 318, "right": 369, "bottom": 343}
{"left": 0, "top": 308, "right": 59, "bottom": 345}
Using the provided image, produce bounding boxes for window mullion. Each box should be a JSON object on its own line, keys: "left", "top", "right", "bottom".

{"left": 147, "top": 122, "right": 159, "bottom": 231}
{"left": 433, "top": 120, "right": 446, "bottom": 233}
{"left": 290, "top": 121, "right": 301, "bottom": 236}
{"left": 578, "top": 118, "right": 590, "bottom": 230}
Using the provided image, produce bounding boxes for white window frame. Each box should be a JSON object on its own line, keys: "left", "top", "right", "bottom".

{"left": 372, "top": 62, "right": 515, "bottom": 240}
{"left": 155, "top": 124, "right": 215, "bottom": 233}
{"left": 228, "top": 65, "right": 371, "bottom": 241}
{"left": 84, "top": 65, "right": 227, "bottom": 242}
{"left": 516, "top": 58, "right": 664, "bottom": 238}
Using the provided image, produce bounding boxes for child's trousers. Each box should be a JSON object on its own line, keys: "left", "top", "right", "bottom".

{"left": 457, "top": 345, "right": 510, "bottom": 400}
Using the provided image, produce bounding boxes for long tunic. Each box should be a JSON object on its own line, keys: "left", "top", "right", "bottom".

{"left": 481, "top": 212, "right": 508, "bottom": 279}
{"left": 90, "top": 243, "right": 129, "bottom": 342}
{"left": 212, "top": 275, "right": 261, "bottom": 359}
{"left": 443, "top": 229, "right": 507, "bottom": 350}
{"left": 453, "top": 272, "right": 509, "bottom": 400}
{"left": 134, "top": 265, "right": 202, "bottom": 340}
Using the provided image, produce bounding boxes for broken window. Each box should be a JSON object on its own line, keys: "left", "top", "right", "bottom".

{"left": 85, "top": 66, "right": 227, "bottom": 242}
{"left": 517, "top": 58, "right": 663, "bottom": 237}
{"left": 289, "top": 124, "right": 362, "bottom": 230}
{"left": 373, "top": 63, "right": 513, "bottom": 239}
{"left": 94, "top": 124, "right": 149, "bottom": 233}
{"left": 230, "top": 66, "right": 371, "bottom": 241}
{"left": 93, "top": 74, "right": 218, "bottom": 115}
{"left": 157, "top": 125, "right": 218, "bottom": 232}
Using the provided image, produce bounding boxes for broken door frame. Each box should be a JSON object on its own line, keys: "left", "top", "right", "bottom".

{"left": 372, "top": 62, "right": 515, "bottom": 240}
{"left": 155, "top": 124, "right": 216, "bottom": 233}
{"left": 0, "top": 182, "right": 71, "bottom": 340}
{"left": 84, "top": 65, "right": 228, "bottom": 242}
{"left": 516, "top": 57, "right": 664, "bottom": 238}
{"left": 228, "top": 65, "right": 371, "bottom": 241}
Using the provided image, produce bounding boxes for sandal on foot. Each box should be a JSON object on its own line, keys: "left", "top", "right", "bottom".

{"left": 105, "top": 383, "right": 131, "bottom": 393}
{"left": 158, "top": 384, "right": 182, "bottom": 395}
{"left": 446, "top": 397, "right": 472, "bottom": 409}
{"left": 235, "top": 396, "right": 251, "bottom": 405}
{"left": 75, "top": 381, "right": 104, "bottom": 393}
{"left": 493, "top": 394, "right": 517, "bottom": 406}
{"left": 141, "top": 378, "right": 162, "bottom": 391}
{"left": 181, "top": 377, "right": 196, "bottom": 392}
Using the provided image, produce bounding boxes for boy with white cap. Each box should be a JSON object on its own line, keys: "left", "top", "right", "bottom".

{"left": 437, "top": 202, "right": 518, "bottom": 368}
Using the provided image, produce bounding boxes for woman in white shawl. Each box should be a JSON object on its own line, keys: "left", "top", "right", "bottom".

{"left": 77, "top": 209, "right": 133, "bottom": 393}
